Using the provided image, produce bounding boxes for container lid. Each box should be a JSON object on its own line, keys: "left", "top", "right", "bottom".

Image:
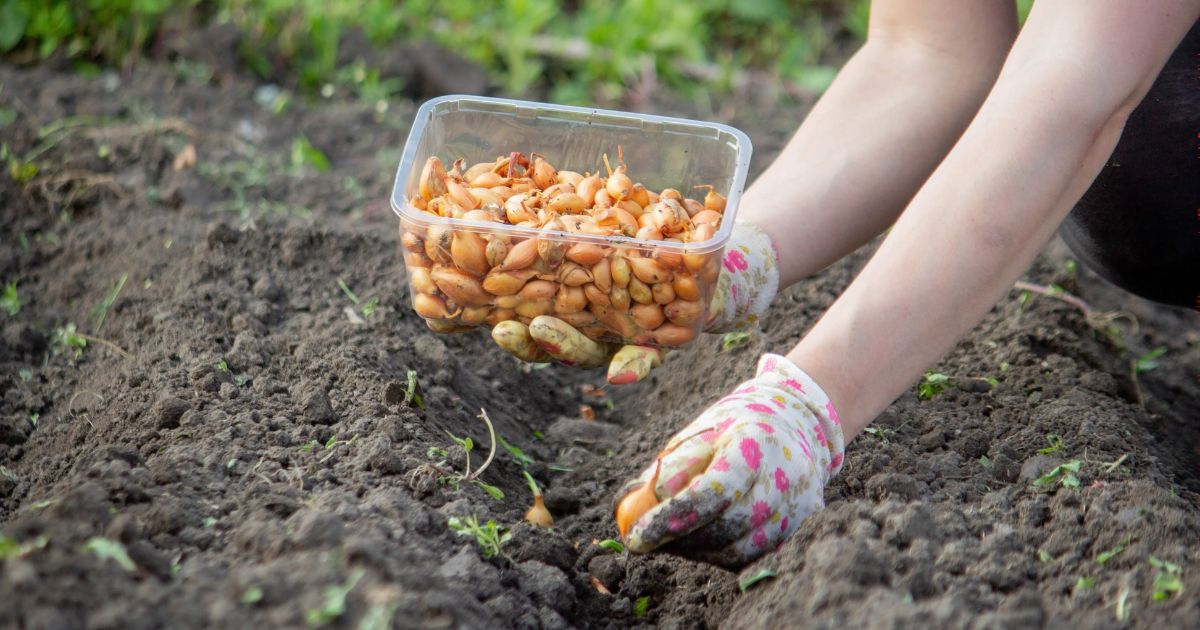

{"left": 391, "top": 95, "right": 752, "bottom": 255}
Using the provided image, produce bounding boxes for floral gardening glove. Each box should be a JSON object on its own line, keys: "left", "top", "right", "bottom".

{"left": 492, "top": 221, "right": 780, "bottom": 384}
{"left": 618, "top": 353, "right": 844, "bottom": 567}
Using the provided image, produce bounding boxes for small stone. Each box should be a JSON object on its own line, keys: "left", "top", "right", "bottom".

{"left": 301, "top": 389, "right": 335, "bottom": 425}
{"left": 287, "top": 509, "right": 345, "bottom": 548}
{"left": 153, "top": 396, "right": 189, "bottom": 429}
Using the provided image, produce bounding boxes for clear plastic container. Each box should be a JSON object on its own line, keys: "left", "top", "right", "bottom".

{"left": 391, "top": 95, "right": 752, "bottom": 347}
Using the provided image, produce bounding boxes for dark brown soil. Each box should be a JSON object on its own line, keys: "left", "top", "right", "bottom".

{"left": 2, "top": 57, "right": 1198, "bottom": 630}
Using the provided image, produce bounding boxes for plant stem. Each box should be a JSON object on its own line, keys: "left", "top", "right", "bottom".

{"left": 468, "top": 408, "right": 498, "bottom": 481}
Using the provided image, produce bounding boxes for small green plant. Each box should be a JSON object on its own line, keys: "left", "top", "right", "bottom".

{"left": 300, "top": 440, "right": 319, "bottom": 453}
{"left": 0, "top": 534, "right": 47, "bottom": 560}
{"left": 403, "top": 370, "right": 424, "bottom": 409}
{"left": 88, "top": 273, "right": 127, "bottom": 333}
{"left": 216, "top": 360, "right": 229, "bottom": 371}
{"left": 1075, "top": 576, "right": 1095, "bottom": 590}
{"left": 1149, "top": 556, "right": 1183, "bottom": 601}
{"left": 2, "top": 281, "right": 22, "bottom": 315}
{"left": 53, "top": 323, "right": 87, "bottom": 359}
{"left": 978, "top": 455, "right": 992, "bottom": 468}
{"left": 447, "top": 515, "right": 511, "bottom": 559}
{"left": 240, "top": 586, "right": 264, "bottom": 605}
{"left": 432, "top": 410, "right": 503, "bottom": 500}
{"left": 336, "top": 277, "right": 379, "bottom": 321}
{"left": 737, "top": 569, "right": 777, "bottom": 593}
{"left": 305, "top": 568, "right": 365, "bottom": 626}
{"left": 18, "top": 368, "right": 32, "bottom": 381}
{"left": 918, "top": 372, "right": 952, "bottom": 400}
{"left": 862, "top": 426, "right": 889, "bottom": 443}
{"left": 497, "top": 435, "right": 534, "bottom": 468}
{"left": 720, "top": 331, "right": 753, "bottom": 351}
{"left": 1037, "top": 550, "right": 1054, "bottom": 563}
{"left": 1134, "top": 347, "right": 1167, "bottom": 373}
{"left": 83, "top": 537, "right": 136, "bottom": 572}
{"left": 1095, "top": 539, "right": 1129, "bottom": 567}
{"left": 1037, "top": 435, "right": 1065, "bottom": 455}
{"left": 596, "top": 539, "right": 625, "bottom": 553}
{"left": 291, "top": 136, "right": 330, "bottom": 173}
{"left": 1033, "top": 460, "right": 1082, "bottom": 492}
{"left": 634, "top": 596, "right": 650, "bottom": 618}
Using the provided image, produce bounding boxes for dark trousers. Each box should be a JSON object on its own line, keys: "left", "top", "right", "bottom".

{"left": 1060, "top": 19, "right": 1199, "bottom": 309}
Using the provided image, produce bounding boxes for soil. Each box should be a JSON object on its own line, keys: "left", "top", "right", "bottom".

{"left": 2, "top": 51, "right": 1198, "bottom": 630}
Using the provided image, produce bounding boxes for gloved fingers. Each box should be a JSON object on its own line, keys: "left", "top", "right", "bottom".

{"left": 528, "top": 316, "right": 612, "bottom": 368}
{"left": 492, "top": 320, "right": 551, "bottom": 362}
{"left": 606, "top": 345, "right": 667, "bottom": 385}
{"left": 623, "top": 451, "right": 759, "bottom": 553}
{"left": 682, "top": 485, "right": 826, "bottom": 567}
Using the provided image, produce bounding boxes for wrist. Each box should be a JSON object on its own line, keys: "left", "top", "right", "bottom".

{"left": 754, "top": 353, "right": 846, "bottom": 479}
{"left": 707, "top": 221, "right": 780, "bottom": 332}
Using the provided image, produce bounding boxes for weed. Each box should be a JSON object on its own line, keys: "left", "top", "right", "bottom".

{"left": 861, "top": 426, "right": 889, "bottom": 443}
{"left": 1134, "top": 347, "right": 1167, "bottom": 373}
{"left": 1037, "top": 435, "right": 1065, "bottom": 455}
{"left": 88, "top": 273, "right": 127, "bottom": 333}
{"left": 596, "top": 539, "right": 625, "bottom": 553}
{"left": 2, "top": 281, "right": 21, "bottom": 315}
{"left": 403, "top": 370, "right": 424, "bottom": 409}
{"left": 300, "top": 440, "right": 319, "bottom": 453}
{"left": 290, "top": 136, "right": 330, "bottom": 173}
{"left": 1149, "top": 556, "right": 1183, "bottom": 601}
{"left": 336, "top": 277, "right": 379, "bottom": 320}
{"left": 28, "top": 413, "right": 38, "bottom": 429}
{"left": 918, "top": 372, "right": 952, "bottom": 400}
{"left": 634, "top": 596, "right": 650, "bottom": 618}
{"left": 721, "top": 331, "right": 753, "bottom": 351}
{"left": 978, "top": 455, "right": 991, "bottom": 468}
{"left": 1033, "top": 460, "right": 1082, "bottom": 492}
{"left": 1075, "top": 576, "right": 1095, "bottom": 590}
{"left": 0, "top": 534, "right": 47, "bottom": 560}
{"left": 53, "top": 323, "right": 87, "bottom": 359}
{"left": 1095, "top": 539, "right": 1129, "bottom": 567}
{"left": 305, "top": 568, "right": 365, "bottom": 626}
{"left": 358, "top": 602, "right": 398, "bottom": 630}
{"left": 240, "top": 586, "right": 264, "bottom": 605}
{"left": 18, "top": 368, "right": 32, "bottom": 381}
{"left": 737, "top": 569, "right": 777, "bottom": 593}
{"left": 447, "top": 515, "right": 511, "bottom": 559}
{"left": 433, "top": 410, "right": 503, "bottom": 500}
{"left": 1038, "top": 550, "right": 1054, "bottom": 563}
{"left": 83, "top": 537, "right": 136, "bottom": 572}
{"left": 497, "top": 435, "right": 534, "bottom": 468}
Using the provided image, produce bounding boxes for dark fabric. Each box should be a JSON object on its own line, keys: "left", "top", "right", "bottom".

{"left": 1060, "top": 19, "right": 1199, "bottom": 309}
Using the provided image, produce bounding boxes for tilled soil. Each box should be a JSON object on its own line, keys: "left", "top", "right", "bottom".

{"left": 2, "top": 59, "right": 1198, "bottom": 630}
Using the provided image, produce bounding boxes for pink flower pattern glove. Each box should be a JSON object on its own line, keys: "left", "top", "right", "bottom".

{"left": 621, "top": 353, "right": 844, "bottom": 567}
{"left": 706, "top": 221, "right": 780, "bottom": 333}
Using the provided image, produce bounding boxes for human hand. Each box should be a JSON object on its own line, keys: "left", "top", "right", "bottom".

{"left": 615, "top": 353, "right": 844, "bottom": 567}
{"left": 489, "top": 221, "right": 780, "bottom": 384}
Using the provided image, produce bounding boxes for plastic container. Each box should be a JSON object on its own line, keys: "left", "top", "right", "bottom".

{"left": 391, "top": 95, "right": 752, "bottom": 347}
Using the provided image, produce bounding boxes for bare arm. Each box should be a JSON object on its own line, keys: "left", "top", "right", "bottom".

{"left": 788, "top": 0, "right": 1200, "bottom": 439}
{"left": 741, "top": 0, "right": 1018, "bottom": 286}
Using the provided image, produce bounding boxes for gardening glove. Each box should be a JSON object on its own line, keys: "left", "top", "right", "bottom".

{"left": 490, "top": 221, "right": 780, "bottom": 384}
{"left": 618, "top": 353, "right": 844, "bottom": 567}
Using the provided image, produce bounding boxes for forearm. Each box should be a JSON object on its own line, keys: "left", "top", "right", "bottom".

{"left": 789, "top": 0, "right": 1200, "bottom": 438}
{"left": 740, "top": 38, "right": 1008, "bottom": 286}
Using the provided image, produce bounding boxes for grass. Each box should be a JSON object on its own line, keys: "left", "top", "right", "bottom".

{"left": 1033, "top": 460, "right": 1081, "bottom": 492}
{"left": 447, "top": 515, "right": 511, "bottom": 559}
{"left": 2, "top": 0, "right": 867, "bottom": 106}
{"left": 305, "top": 568, "right": 365, "bottom": 626}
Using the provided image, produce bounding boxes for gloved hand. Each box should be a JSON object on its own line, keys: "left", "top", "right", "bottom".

{"left": 617, "top": 353, "right": 844, "bottom": 567}
{"left": 489, "top": 221, "right": 780, "bottom": 384}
